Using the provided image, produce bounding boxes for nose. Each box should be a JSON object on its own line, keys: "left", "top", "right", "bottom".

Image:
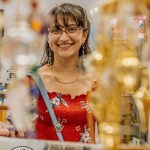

{"left": 59, "top": 30, "right": 70, "bottom": 40}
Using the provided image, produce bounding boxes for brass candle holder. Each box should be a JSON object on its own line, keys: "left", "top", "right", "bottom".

{"left": 87, "top": 0, "right": 150, "bottom": 149}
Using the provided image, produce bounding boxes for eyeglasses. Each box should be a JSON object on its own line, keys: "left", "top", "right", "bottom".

{"left": 48, "top": 26, "right": 85, "bottom": 37}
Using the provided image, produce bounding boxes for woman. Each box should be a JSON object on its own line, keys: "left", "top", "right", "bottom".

{"left": 30, "top": 3, "right": 97, "bottom": 143}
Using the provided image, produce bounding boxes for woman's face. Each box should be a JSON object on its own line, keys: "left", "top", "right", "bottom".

{"left": 47, "top": 16, "right": 88, "bottom": 59}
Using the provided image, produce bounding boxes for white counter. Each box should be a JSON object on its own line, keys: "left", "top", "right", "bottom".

{"left": 0, "top": 137, "right": 103, "bottom": 150}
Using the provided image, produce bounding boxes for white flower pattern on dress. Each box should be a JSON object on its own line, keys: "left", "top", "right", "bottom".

{"left": 51, "top": 97, "right": 61, "bottom": 107}
{"left": 40, "top": 115, "right": 44, "bottom": 120}
{"left": 57, "top": 117, "right": 67, "bottom": 131}
{"left": 79, "top": 125, "right": 92, "bottom": 143}
{"left": 76, "top": 126, "right": 81, "bottom": 131}
{"left": 51, "top": 93, "right": 69, "bottom": 108}
{"left": 80, "top": 101, "right": 92, "bottom": 113}
{"left": 61, "top": 119, "right": 67, "bottom": 124}
{"left": 58, "top": 118, "right": 67, "bottom": 124}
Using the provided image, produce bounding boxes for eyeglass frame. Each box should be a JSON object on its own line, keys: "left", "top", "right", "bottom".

{"left": 48, "top": 25, "right": 87, "bottom": 37}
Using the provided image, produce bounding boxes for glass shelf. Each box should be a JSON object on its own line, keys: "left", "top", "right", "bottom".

{"left": 0, "top": 137, "right": 149, "bottom": 150}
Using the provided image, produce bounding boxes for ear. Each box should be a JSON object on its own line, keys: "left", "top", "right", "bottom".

{"left": 82, "top": 30, "right": 88, "bottom": 43}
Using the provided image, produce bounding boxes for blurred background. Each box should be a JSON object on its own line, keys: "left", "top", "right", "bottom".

{"left": 0, "top": 0, "right": 105, "bottom": 84}
{"left": 1, "top": 0, "right": 150, "bottom": 149}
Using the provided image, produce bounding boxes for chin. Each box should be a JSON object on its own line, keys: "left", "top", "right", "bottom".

{"left": 59, "top": 52, "right": 76, "bottom": 58}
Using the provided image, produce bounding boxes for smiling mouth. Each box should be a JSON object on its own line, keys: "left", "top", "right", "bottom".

{"left": 58, "top": 44, "right": 72, "bottom": 48}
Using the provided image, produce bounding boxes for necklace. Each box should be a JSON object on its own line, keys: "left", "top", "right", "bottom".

{"left": 50, "top": 66, "right": 80, "bottom": 84}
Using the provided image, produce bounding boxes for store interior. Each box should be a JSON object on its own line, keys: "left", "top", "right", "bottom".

{"left": 0, "top": 0, "right": 150, "bottom": 149}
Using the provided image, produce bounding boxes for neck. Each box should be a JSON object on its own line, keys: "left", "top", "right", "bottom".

{"left": 52, "top": 61, "right": 79, "bottom": 74}
{"left": 49, "top": 64, "right": 80, "bottom": 84}
{"left": 52, "top": 54, "right": 80, "bottom": 72}
{"left": 51, "top": 65, "right": 79, "bottom": 76}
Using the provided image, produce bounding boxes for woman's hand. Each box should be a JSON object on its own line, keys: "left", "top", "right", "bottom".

{"left": 0, "top": 121, "right": 24, "bottom": 138}
{"left": 9, "top": 127, "right": 24, "bottom": 138}
{"left": 0, "top": 124, "right": 10, "bottom": 137}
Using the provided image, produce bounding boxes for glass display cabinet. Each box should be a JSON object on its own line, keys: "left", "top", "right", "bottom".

{"left": 0, "top": 137, "right": 149, "bottom": 150}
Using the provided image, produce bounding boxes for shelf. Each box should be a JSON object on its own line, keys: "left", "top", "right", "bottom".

{"left": 0, "top": 137, "right": 149, "bottom": 150}
{"left": 0, "top": 105, "right": 9, "bottom": 110}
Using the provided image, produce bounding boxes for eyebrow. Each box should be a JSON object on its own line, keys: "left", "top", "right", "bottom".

{"left": 50, "top": 24, "right": 78, "bottom": 28}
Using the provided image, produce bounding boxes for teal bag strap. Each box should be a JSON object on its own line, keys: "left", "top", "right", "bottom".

{"left": 27, "top": 71, "right": 64, "bottom": 142}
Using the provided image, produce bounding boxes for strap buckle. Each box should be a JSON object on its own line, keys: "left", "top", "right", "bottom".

{"left": 54, "top": 122, "right": 62, "bottom": 132}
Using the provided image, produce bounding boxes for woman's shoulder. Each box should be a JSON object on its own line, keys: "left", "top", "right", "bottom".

{"left": 37, "top": 64, "right": 49, "bottom": 73}
{"left": 80, "top": 72, "right": 96, "bottom": 91}
{"left": 37, "top": 64, "right": 54, "bottom": 82}
{"left": 37, "top": 64, "right": 51, "bottom": 76}
{"left": 82, "top": 72, "right": 96, "bottom": 83}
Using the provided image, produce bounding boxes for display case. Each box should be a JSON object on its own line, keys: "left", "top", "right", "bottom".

{"left": 0, "top": 137, "right": 149, "bottom": 150}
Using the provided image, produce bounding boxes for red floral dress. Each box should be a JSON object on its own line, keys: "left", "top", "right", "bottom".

{"left": 35, "top": 91, "right": 96, "bottom": 143}
{"left": 28, "top": 76, "right": 96, "bottom": 143}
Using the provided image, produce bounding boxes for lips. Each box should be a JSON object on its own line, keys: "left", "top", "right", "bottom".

{"left": 58, "top": 44, "right": 72, "bottom": 49}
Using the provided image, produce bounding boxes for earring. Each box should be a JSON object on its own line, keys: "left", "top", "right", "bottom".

{"left": 48, "top": 49, "right": 52, "bottom": 67}
{"left": 82, "top": 44, "right": 85, "bottom": 63}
